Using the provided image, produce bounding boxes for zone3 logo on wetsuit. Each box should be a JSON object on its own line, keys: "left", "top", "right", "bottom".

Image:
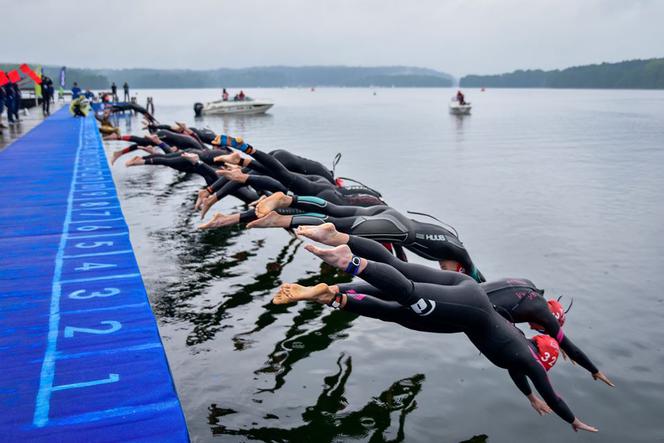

{"left": 410, "top": 298, "right": 436, "bottom": 316}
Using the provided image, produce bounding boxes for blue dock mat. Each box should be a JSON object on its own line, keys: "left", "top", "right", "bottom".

{"left": 0, "top": 108, "right": 189, "bottom": 442}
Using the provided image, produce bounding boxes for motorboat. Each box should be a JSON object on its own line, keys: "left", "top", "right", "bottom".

{"left": 449, "top": 99, "right": 471, "bottom": 115}
{"left": 194, "top": 97, "right": 273, "bottom": 116}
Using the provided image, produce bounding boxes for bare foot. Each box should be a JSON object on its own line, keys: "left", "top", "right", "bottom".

{"left": 304, "top": 244, "right": 353, "bottom": 270}
{"left": 218, "top": 167, "right": 248, "bottom": 183}
{"left": 273, "top": 283, "right": 335, "bottom": 305}
{"left": 138, "top": 145, "right": 156, "bottom": 155}
{"left": 146, "top": 134, "right": 161, "bottom": 145}
{"left": 200, "top": 195, "right": 218, "bottom": 219}
{"left": 246, "top": 211, "right": 290, "bottom": 229}
{"left": 295, "top": 223, "right": 347, "bottom": 246}
{"left": 195, "top": 189, "right": 210, "bottom": 210}
{"left": 255, "top": 192, "right": 293, "bottom": 218}
{"left": 182, "top": 152, "right": 200, "bottom": 165}
{"left": 125, "top": 156, "right": 145, "bottom": 167}
{"left": 111, "top": 150, "right": 124, "bottom": 165}
{"left": 214, "top": 151, "right": 243, "bottom": 165}
{"left": 198, "top": 212, "right": 239, "bottom": 229}
{"left": 248, "top": 195, "right": 266, "bottom": 208}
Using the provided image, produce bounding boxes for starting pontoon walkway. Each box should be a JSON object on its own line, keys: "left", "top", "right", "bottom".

{"left": 0, "top": 108, "right": 189, "bottom": 441}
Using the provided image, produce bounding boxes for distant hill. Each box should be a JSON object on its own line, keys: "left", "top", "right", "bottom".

{"left": 1, "top": 64, "right": 454, "bottom": 89}
{"left": 460, "top": 58, "right": 664, "bottom": 89}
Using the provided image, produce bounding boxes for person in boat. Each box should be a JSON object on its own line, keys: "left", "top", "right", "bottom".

{"left": 270, "top": 242, "right": 599, "bottom": 432}
{"left": 238, "top": 90, "right": 246, "bottom": 101}
{"left": 288, "top": 223, "right": 613, "bottom": 386}
{"left": 222, "top": 88, "right": 229, "bottom": 101}
{"left": 202, "top": 190, "right": 483, "bottom": 282}
{"left": 456, "top": 90, "right": 466, "bottom": 105}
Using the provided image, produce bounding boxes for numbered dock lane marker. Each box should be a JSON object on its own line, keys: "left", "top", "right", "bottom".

{"left": 33, "top": 116, "right": 157, "bottom": 429}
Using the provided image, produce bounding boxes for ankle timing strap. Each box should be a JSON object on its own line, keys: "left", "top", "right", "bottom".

{"left": 328, "top": 293, "right": 344, "bottom": 309}
{"left": 344, "top": 255, "right": 362, "bottom": 276}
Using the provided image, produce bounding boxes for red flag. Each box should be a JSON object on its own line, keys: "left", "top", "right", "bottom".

{"left": 20, "top": 63, "right": 42, "bottom": 84}
{"left": 0, "top": 71, "right": 8, "bottom": 87}
{"left": 8, "top": 70, "right": 21, "bottom": 83}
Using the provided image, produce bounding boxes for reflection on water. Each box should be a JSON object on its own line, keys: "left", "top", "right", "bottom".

{"left": 210, "top": 354, "right": 425, "bottom": 443}
{"left": 109, "top": 88, "right": 664, "bottom": 443}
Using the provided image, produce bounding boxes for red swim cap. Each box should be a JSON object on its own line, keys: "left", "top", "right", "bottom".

{"left": 533, "top": 334, "right": 560, "bottom": 371}
{"left": 547, "top": 299, "right": 566, "bottom": 327}
{"left": 528, "top": 299, "right": 566, "bottom": 332}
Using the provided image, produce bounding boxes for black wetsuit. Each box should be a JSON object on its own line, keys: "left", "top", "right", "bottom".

{"left": 339, "top": 259, "right": 576, "bottom": 424}
{"left": 139, "top": 153, "right": 258, "bottom": 203}
{"left": 204, "top": 147, "right": 383, "bottom": 207}
{"left": 110, "top": 102, "right": 155, "bottom": 122}
{"left": 223, "top": 145, "right": 383, "bottom": 206}
{"left": 337, "top": 236, "right": 597, "bottom": 372}
{"left": 155, "top": 129, "right": 206, "bottom": 151}
{"left": 284, "top": 196, "right": 483, "bottom": 281}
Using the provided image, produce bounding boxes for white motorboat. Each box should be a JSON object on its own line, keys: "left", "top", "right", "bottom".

{"left": 448, "top": 99, "right": 471, "bottom": 115}
{"left": 194, "top": 98, "right": 273, "bottom": 116}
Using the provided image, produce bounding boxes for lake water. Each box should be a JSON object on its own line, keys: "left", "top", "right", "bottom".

{"left": 104, "top": 88, "right": 664, "bottom": 442}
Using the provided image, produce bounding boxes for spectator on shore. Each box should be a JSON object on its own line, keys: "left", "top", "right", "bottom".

{"left": 4, "top": 84, "right": 15, "bottom": 124}
{"left": 71, "top": 82, "right": 82, "bottom": 99}
{"left": 0, "top": 85, "right": 6, "bottom": 128}
{"left": 111, "top": 82, "right": 118, "bottom": 101}
{"left": 41, "top": 75, "right": 54, "bottom": 116}
{"left": 10, "top": 83, "right": 21, "bottom": 122}
{"left": 123, "top": 82, "right": 130, "bottom": 102}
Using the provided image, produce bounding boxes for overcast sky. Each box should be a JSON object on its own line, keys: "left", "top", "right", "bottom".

{"left": 2, "top": 0, "right": 662, "bottom": 77}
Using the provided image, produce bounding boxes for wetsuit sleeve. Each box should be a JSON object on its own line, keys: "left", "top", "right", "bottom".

{"left": 508, "top": 369, "right": 532, "bottom": 396}
{"left": 526, "top": 363, "right": 575, "bottom": 423}
{"left": 559, "top": 336, "right": 599, "bottom": 374}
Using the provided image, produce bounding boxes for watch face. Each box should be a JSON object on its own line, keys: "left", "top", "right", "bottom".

{"left": 352, "top": 256, "right": 361, "bottom": 266}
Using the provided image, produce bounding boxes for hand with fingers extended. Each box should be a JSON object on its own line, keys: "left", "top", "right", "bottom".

{"left": 572, "top": 418, "right": 598, "bottom": 433}
{"left": 592, "top": 371, "right": 615, "bottom": 387}
{"left": 527, "top": 394, "right": 552, "bottom": 416}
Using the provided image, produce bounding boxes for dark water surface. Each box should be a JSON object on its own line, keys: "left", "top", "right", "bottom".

{"left": 105, "top": 88, "right": 664, "bottom": 442}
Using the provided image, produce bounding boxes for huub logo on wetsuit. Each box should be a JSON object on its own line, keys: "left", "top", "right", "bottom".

{"left": 416, "top": 233, "right": 446, "bottom": 241}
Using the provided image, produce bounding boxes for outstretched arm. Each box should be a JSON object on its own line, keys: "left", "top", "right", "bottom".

{"left": 523, "top": 301, "right": 611, "bottom": 384}
{"left": 525, "top": 363, "right": 597, "bottom": 432}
